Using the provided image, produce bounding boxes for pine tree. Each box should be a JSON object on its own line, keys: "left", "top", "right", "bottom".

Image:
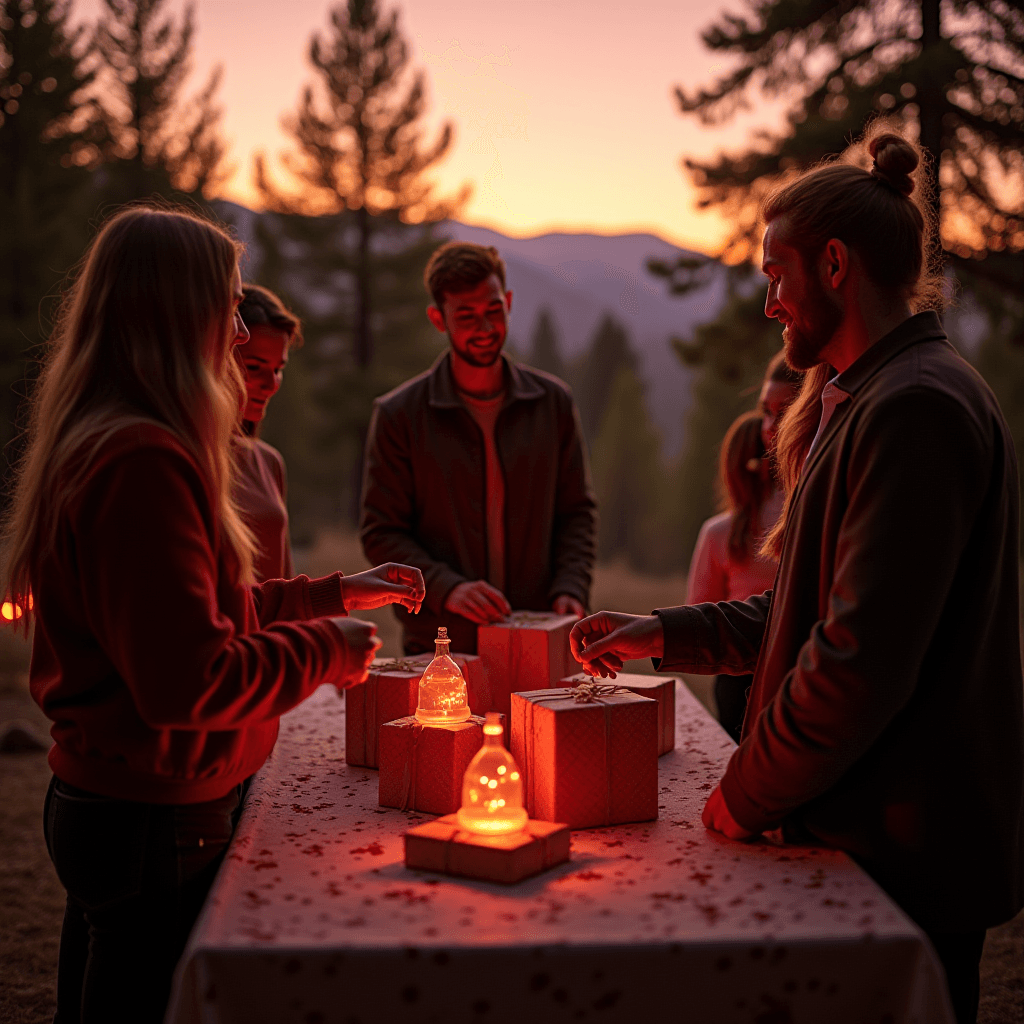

{"left": 255, "top": 0, "right": 467, "bottom": 369}
{"left": 0, "top": 0, "right": 99, "bottom": 471}
{"left": 526, "top": 307, "right": 567, "bottom": 382}
{"left": 94, "top": 0, "right": 228, "bottom": 201}
{"left": 573, "top": 314, "right": 637, "bottom": 444}
{"left": 590, "top": 365, "right": 662, "bottom": 571}
{"left": 252, "top": 0, "right": 467, "bottom": 525}
{"left": 673, "top": 0, "right": 1024, "bottom": 286}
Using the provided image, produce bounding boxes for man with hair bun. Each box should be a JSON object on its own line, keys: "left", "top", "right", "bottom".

{"left": 360, "top": 240, "right": 597, "bottom": 655}
{"left": 569, "top": 130, "right": 1024, "bottom": 1024}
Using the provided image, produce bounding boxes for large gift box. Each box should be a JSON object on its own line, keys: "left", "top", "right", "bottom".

{"left": 562, "top": 672, "right": 677, "bottom": 756}
{"left": 378, "top": 715, "right": 495, "bottom": 815}
{"left": 404, "top": 815, "right": 570, "bottom": 884}
{"left": 510, "top": 684, "right": 659, "bottom": 829}
{"left": 477, "top": 612, "right": 577, "bottom": 720}
{"left": 346, "top": 654, "right": 487, "bottom": 768}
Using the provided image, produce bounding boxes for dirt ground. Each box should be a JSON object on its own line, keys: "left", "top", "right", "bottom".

{"left": 2, "top": 540, "right": 1022, "bottom": 1023}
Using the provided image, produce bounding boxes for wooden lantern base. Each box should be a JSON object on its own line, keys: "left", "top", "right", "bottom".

{"left": 404, "top": 815, "right": 570, "bottom": 884}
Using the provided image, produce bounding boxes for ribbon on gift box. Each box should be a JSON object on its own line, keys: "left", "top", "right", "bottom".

{"left": 520, "top": 684, "right": 629, "bottom": 827}
{"left": 398, "top": 721, "right": 425, "bottom": 812}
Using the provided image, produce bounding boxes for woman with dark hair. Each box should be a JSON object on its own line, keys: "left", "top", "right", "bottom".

{"left": 687, "top": 352, "right": 801, "bottom": 740}
{"left": 5, "top": 206, "right": 424, "bottom": 1023}
{"left": 233, "top": 283, "right": 300, "bottom": 581}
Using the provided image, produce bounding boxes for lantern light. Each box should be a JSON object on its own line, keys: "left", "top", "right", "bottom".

{"left": 414, "top": 626, "right": 471, "bottom": 726}
{"left": 457, "top": 712, "right": 528, "bottom": 836}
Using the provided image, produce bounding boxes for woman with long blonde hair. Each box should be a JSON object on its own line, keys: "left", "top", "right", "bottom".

{"left": 6, "top": 206, "right": 423, "bottom": 1023}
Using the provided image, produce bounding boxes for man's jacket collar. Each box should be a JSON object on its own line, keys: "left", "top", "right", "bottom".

{"left": 833, "top": 310, "right": 947, "bottom": 396}
{"left": 426, "top": 350, "right": 545, "bottom": 409}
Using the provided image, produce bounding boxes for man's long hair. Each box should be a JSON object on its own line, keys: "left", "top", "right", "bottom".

{"left": 761, "top": 127, "right": 943, "bottom": 560}
{"left": 4, "top": 205, "right": 257, "bottom": 611}
{"left": 720, "top": 410, "right": 771, "bottom": 560}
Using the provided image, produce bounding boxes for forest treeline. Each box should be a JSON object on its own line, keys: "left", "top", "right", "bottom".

{"left": 3, "top": 0, "right": 1024, "bottom": 579}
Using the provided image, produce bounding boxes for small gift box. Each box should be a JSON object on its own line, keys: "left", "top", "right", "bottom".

{"left": 562, "top": 672, "right": 677, "bottom": 756}
{"left": 346, "top": 654, "right": 487, "bottom": 768}
{"left": 510, "top": 683, "right": 658, "bottom": 829}
{"left": 404, "top": 815, "right": 570, "bottom": 884}
{"left": 477, "top": 612, "right": 577, "bottom": 720}
{"left": 379, "top": 715, "right": 499, "bottom": 815}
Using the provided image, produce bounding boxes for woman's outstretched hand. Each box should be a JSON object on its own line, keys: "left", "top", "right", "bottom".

{"left": 327, "top": 616, "right": 382, "bottom": 684}
{"left": 569, "top": 611, "right": 665, "bottom": 678}
{"left": 342, "top": 563, "right": 425, "bottom": 614}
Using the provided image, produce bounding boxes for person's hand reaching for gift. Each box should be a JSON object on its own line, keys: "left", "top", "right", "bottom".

{"left": 444, "top": 580, "right": 511, "bottom": 624}
{"left": 702, "top": 784, "right": 756, "bottom": 841}
{"left": 569, "top": 611, "right": 665, "bottom": 678}
{"left": 342, "top": 564, "right": 425, "bottom": 614}
{"left": 327, "top": 616, "right": 382, "bottom": 685}
{"left": 552, "top": 593, "right": 586, "bottom": 619}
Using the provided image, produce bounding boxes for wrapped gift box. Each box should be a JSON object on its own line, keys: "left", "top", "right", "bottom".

{"left": 346, "top": 654, "right": 487, "bottom": 768}
{"left": 477, "top": 612, "right": 577, "bottom": 720}
{"left": 510, "top": 686, "right": 658, "bottom": 829}
{"left": 562, "top": 672, "right": 677, "bottom": 756}
{"left": 404, "top": 815, "right": 570, "bottom": 884}
{"left": 379, "top": 715, "right": 502, "bottom": 815}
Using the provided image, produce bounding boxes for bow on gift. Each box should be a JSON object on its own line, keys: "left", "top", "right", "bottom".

{"left": 375, "top": 656, "right": 427, "bottom": 672}
{"left": 568, "top": 679, "right": 629, "bottom": 703}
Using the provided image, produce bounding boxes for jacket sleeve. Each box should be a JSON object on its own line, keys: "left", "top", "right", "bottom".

{"left": 359, "top": 399, "right": 466, "bottom": 613}
{"left": 74, "top": 448, "right": 356, "bottom": 731}
{"left": 547, "top": 394, "right": 598, "bottom": 607}
{"left": 653, "top": 593, "right": 772, "bottom": 674}
{"left": 720, "top": 389, "right": 990, "bottom": 833}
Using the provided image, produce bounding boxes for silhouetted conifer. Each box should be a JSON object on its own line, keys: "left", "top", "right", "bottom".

{"left": 0, "top": 0, "right": 99, "bottom": 476}
{"left": 94, "top": 0, "right": 228, "bottom": 200}
{"left": 526, "top": 307, "right": 567, "bottom": 382}
{"left": 574, "top": 314, "right": 637, "bottom": 444}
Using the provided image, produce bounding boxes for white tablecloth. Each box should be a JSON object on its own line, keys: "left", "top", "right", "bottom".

{"left": 166, "top": 683, "right": 954, "bottom": 1024}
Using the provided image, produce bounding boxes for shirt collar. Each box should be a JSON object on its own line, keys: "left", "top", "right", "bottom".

{"left": 427, "top": 351, "right": 545, "bottom": 409}
{"left": 833, "top": 310, "right": 947, "bottom": 397}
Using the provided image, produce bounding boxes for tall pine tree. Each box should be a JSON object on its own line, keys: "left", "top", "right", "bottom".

{"left": 255, "top": 0, "right": 467, "bottom": 368}
{"left": 0, "top": 0, "right": 99, "bottom": 474}
{"left": 94, "top": 0, "right": 228, "bottom": 201}
{"left": 590, "top": 365, "right": 662, "bottom": 571}
{"left": 573, "top": 313, "right": 637, "bottom": 445}
{"left": 252, "top": 0, "right": 467, "bottom": 526}
{"left": 526, "top": 307, "right": 567, "bottom": 382}
{"left": 674, "top": 0, "right": 1023, "bottom": 286}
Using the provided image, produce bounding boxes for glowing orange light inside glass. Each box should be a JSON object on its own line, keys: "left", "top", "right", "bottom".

{"left": 415, "top": 627, "right": 471, "bottom": 726}
{"left": 457, "top": 712, "right": 528, "bottom": 836}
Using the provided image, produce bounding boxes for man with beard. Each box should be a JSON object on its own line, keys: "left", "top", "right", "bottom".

{"left": 360, "top": 241, "right": 597, "bottom": 655}
{"left": 567, "top": 132, "right": 1023, "bottom": 1024}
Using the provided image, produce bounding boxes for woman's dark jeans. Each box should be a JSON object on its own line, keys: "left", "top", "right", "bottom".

{"left": 43, "top": 775, "right": 249, "bottom": 1024}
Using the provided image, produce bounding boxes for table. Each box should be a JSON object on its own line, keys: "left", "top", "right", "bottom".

{"left": 166, "top": 683, "right": 954, "bottom": 1024}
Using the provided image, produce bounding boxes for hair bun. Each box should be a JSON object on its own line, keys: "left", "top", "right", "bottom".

{"left": 868, "top": 133, "right": 918, "bottom": 197}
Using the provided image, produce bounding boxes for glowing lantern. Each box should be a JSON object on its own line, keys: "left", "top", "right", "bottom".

{"left": 414, "top": 626, "right": 471, "bottom": 726}
{"left": 456, "top": 712, "right": 528, "bottom": 835}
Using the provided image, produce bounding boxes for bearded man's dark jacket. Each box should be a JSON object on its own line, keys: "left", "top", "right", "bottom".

{"left": 655, "top": 311, "right": 1024, "bottom": 932}
{"left": 359, "top": 351, "right": 597, "bottom": 655}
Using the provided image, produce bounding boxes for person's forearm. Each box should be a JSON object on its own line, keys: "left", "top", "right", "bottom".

{"left": 654, "top": 593, "right": 771, "bottom": 674}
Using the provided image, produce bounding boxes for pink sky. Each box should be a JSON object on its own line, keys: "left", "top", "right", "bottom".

{"left": 83, "top": 0, "right": 785, "bottom": 252}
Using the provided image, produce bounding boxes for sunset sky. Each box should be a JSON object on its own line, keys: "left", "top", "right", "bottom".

{"left": 82, "top": 0, "right": 787, "bottom": 253}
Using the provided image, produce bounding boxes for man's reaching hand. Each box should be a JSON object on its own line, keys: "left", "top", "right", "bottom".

{"left": 569, "top": 610, "right": 664, "bottom": 678}
{"left": 444, "top": 580, "right": 511, "bottom": 624}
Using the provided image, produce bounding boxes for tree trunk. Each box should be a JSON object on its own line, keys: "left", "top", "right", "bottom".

{"left": 918, "top": 0, "right": 943, "bottom": 233}
{"left": 355, "top": 205, "right": 371, "bottom": 368}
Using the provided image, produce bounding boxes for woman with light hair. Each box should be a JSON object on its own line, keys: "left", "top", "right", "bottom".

{"left": 5, "top": 206, "right": 423, "bottom": 1022}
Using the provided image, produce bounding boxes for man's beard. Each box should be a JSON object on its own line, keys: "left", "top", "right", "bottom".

{"left": 784, "top": 274, "right": 843, "bottom": 371}
{"left": 452, "top": 335, "right": 504, "bottom": 368}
